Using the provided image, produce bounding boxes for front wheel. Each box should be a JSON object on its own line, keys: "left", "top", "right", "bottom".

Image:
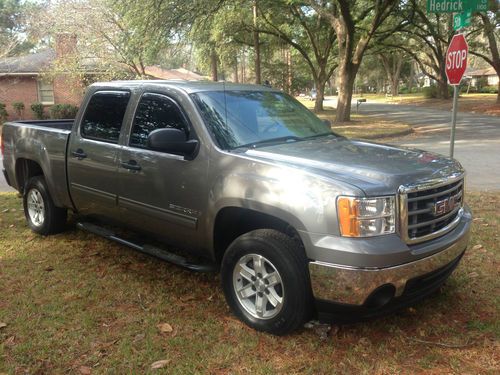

{"left": 221, "top": 229, "right": 312, "bottom": 335}
{"left": 23, "top": 176, "right": 67, "bottom": 235}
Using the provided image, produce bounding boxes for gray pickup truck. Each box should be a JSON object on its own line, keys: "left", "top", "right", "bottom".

{"left": 2, "top": 81, "right": 471, "bottom": 334}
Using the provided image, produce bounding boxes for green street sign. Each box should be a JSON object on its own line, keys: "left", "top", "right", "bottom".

{"left": 453, "top": 10, "right": 472, "bottom": 30}
{"left": 427, "top": 0, "right": 488, "bottom": 13}
{"left": 427, "top": 0, "right": 465, "bottom": 13}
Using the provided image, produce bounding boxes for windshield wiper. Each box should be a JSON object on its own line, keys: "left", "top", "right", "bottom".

{"left": 301, "top": 132, "right": 336, "bottom": 140}
{"left": 235, "top": 136, "right": 302, "bottom": 150}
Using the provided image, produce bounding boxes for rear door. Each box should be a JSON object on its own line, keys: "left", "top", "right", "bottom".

{"left": 67, "top": 90, "right": 131, "bottom": 218}
{"left": 116, "top": 92, "right": 209, "bottom": 250}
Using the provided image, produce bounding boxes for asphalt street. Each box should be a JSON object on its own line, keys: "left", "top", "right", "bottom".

{"left": 331, "top": 99, "right": 499, "bottom": 191}
{"left": 1, "top": 101, "right": 498, "bottom": 191}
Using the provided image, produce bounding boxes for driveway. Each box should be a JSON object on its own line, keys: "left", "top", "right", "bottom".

{"left": 325, "top": 98, "right": 500, "bottom": 191}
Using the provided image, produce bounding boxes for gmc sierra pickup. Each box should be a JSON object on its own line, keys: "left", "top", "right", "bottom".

{"left": 1, "top": 81, "right": 471, "bottom": 334}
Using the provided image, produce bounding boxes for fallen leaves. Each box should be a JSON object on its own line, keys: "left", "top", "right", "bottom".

{"left": 157, "top": 323, "right": 173, "bottom": 333}
{"left": 151, "top": 360, "right": 170, "bottom": 370}
{"left": 78, "top": 366, "right": 92, "bottom": 374}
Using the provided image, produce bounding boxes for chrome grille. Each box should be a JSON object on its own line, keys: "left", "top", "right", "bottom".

{"left": 399, "top": 176, "right": 464, "bottom": 244}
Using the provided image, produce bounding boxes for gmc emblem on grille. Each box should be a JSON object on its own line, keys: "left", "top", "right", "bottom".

{"left": 433, "top": 196, "right": 458, "bottom": 216}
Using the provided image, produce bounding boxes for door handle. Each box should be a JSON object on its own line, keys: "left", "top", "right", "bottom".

{"left": 121, "top": 160, "right": 142, "bottom": 171}
{"left": 71, "top": 149, "right": 87, "bottom": 159}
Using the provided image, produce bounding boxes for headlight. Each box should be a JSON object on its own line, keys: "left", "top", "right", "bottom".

{"left": 337, "top": 196, "right": 395, "bottom": 237}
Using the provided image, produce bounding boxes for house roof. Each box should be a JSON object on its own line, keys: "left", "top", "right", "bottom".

{"left": 145, "top": 66, "right": 206, "bottom": 81}
{"left": 0, "top": 49, "right": 55, "bottom": 75}
{"left": 466, "top": 67, "right": 496, "bottom": 77}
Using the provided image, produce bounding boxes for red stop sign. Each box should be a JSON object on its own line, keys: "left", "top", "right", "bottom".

{"left": 446, "top": 34, "right": 468, "bottom": 85}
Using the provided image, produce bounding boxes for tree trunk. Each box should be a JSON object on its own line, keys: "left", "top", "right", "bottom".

{"left": 335, "top": 62, "right": 357, "bottom": 122}
{"left": 408, "top": 61, "right": 414, "bottom": 93}
{"left": 253, "top": 3, "right": 261, "bottom": 84}
{"left": 497, "top": 79, "right": 500, "bottom": 104}
{"left": 210, "top": 49, "right": 218, "bottom": 81}
{"left": 287, "top": 48, "right": 292, "bottom": 94}
{"left": 391, "top": 79, "right": 399, "bottom": 97}
{"left": 233, "top": 57, "right": 239, "bottom": 83}
{"left": 313, "top": 71, "right": 329, "bottom": 112}
{"left": 437, "top": 79, "right": 449, "bottom": 99}
{"left": 314, "top": 82, "right": 325, "bottom": 112}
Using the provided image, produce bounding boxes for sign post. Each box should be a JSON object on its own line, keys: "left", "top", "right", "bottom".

{"left": 445, "top": 34, "right": 468, "bottom": 158}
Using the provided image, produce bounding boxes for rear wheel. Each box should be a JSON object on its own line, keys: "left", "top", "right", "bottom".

{"left": 23, "top": 176, "right": 67, "bottom": 235}
{"left": 221, "top": 229, "right": 312, "bottom": 335}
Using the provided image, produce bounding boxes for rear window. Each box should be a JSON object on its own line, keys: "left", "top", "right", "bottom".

{"left": 81, "top": 91, "right": 130, "bottom": 143}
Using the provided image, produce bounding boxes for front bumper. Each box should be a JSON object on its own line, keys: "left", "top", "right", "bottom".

{"left": 308, "top": 205, "right": 471, "bottom": 307}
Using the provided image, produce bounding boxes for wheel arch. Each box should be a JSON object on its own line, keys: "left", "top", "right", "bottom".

{"left": 212, "top": 206, "right": 306, "bottom": 264}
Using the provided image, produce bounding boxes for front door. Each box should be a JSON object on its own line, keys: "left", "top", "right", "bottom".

{"left": 116, "top": 92, "right": 209, "bottom": 250}
{"left": 67, "top": 90, "right": 131, "bottom": 218}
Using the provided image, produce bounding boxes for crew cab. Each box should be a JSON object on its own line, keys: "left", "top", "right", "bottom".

{"left": 1, "top": 81, "right": 471, "bottom": 334}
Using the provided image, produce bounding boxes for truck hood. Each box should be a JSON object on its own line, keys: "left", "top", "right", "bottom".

{"left": 243, "top": 137, "right": 464, "bottom": 195}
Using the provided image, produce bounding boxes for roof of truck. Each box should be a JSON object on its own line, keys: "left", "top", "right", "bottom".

{"left": 91, "top": 80, "right": 277, "bottom": 93}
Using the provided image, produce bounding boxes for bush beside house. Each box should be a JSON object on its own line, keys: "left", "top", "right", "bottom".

{"left": 49, "top": 104, "right": 78, "bottom": 119}
{"left": 0, "top": 103, "right": 8, "bottom": 123}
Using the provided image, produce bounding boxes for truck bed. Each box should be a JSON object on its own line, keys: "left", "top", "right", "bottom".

{"left": 1, "top": 120, "right": 74, "bottom": 208}
{"left": 11, "top": 119, "right": 74, "bottom": 131}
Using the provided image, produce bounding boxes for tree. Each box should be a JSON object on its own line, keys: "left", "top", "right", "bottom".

{"left": 385, "top": 0, "right": 458, "bottom": 100}
{"left": 379, "top": 52, "right": 404, "bottom": 96}
{"left": 255, "top": 0, "right": 338, "bottom": 111}
{"left": 309, "top": 0, "right": 398, "bottom": 122}
{"left": 28, "top": 0, "right": 174, "bottom": 79}
{"left": 469, "top": 8, "right": 500, "bottom": 103}
{"left": 0, "top": 0, "right": 34, "bottom": 58}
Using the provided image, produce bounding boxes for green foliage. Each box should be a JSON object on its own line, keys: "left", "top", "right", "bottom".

{"left": 49, "top": 104, "right": 79, "bottom": 119}
{"left": 0, "top": 102, "right": 8, "bottom": 123}
{"left": 30, "top": 103, "right": 45, "bottom": 120}
{"left": 422, "top": 85, "right": 438, "bottom": 99}
{"left": 479, "top": 85, "right": 499, "bottom": 94}
{"left": 12, "top": 101, "right": 24, "bottom": 117}
{"left": 0, "top": 0, "right": 35, "bottom": 56}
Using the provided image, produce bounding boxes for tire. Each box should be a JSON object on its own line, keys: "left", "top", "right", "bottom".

{"left": 23, "top": 176, "right": 67, "bottom": 235}
{"left": 221, "top": 229, "right": 312, "bottom": 335}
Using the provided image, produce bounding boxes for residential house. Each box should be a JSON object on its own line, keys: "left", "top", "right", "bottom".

{"left": 465, "top": 67, "right": 499, "bottom": 88}
{"left": 0, "top": 34, "right": 207, "bottom": 121}
{"left": 0, "top": 34, "right": 83, "bottom": 120}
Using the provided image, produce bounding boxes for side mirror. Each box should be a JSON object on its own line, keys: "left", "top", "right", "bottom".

{"left": 147, "top": 128, "right": 198, "bottom": 156}
{"left": 323, "top": 119, "right": 332, "bottom": 127}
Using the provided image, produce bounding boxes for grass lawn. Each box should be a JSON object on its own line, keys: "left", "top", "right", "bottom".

{"left": 297, "top": 98, "right": 412, "bottom": 139}
{"left": 359, "top": 92, "right": 500, "bottom": 116}
{"left": 0, "top": 192, "right": 499, "bottom": 374}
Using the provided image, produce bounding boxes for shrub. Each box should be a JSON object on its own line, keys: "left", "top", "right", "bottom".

{"left": 12, "top": 101, "right": 25, "bottom": 118}
{"left": 422, "top": 85, "right": 438, "bottom": 99}
{"left": 49, "top": 104, "right": 79, "bottom": 119}
{"left": 31, "top": 103, "right": 45, "bottom": 119}
{"left": 0, "top": 103, "right": 8, "bottom": 123}
{"left": 479, "top": 85, "right": 498, "bottom": 94}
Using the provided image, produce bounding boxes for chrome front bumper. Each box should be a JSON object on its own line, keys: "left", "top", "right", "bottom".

{"left": 308, "top": 221, "right": 470, "bottom": 306}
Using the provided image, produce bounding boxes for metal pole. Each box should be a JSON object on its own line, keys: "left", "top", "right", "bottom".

{"left": 450, "top": 85, "right": 459, "bottom": 158}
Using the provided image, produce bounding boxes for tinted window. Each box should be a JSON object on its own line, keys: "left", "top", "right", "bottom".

{"left": 130, "top": 93, "right": 188, "bottom": 148}
{"left": 81, "top": 91, "right": 130, "bottom": 143}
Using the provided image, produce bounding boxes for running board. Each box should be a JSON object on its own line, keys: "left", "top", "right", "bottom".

{"left": 76, "top": 222, "right": 216, "bottom": 272}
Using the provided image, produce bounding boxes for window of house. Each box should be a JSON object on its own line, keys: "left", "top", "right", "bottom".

{"left": 130, "top": 93, "right": 189, "bottom": 149}
{"left": 81, "top": 91, "right": 131, "bottom": 143}
{"left": 37, "top": 81, "right": 55, "bottom": 104}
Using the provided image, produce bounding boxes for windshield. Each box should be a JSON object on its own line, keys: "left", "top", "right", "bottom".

{"left": 191, "top": 90, "right": 335, "bottom": 149}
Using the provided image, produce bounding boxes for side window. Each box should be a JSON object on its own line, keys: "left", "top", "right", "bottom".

{"left": 81, "top": 91, "right": 130, "bottom": 143}
{"left": 130, "top": 93, "right": 188, "bottom": 148}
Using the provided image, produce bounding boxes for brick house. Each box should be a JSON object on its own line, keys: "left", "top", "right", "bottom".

{"left": 0, "top": 34, "right": 85, "bottom": 120}
{"left": 0, "top": 34, "right": 206, "bottom": 121}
